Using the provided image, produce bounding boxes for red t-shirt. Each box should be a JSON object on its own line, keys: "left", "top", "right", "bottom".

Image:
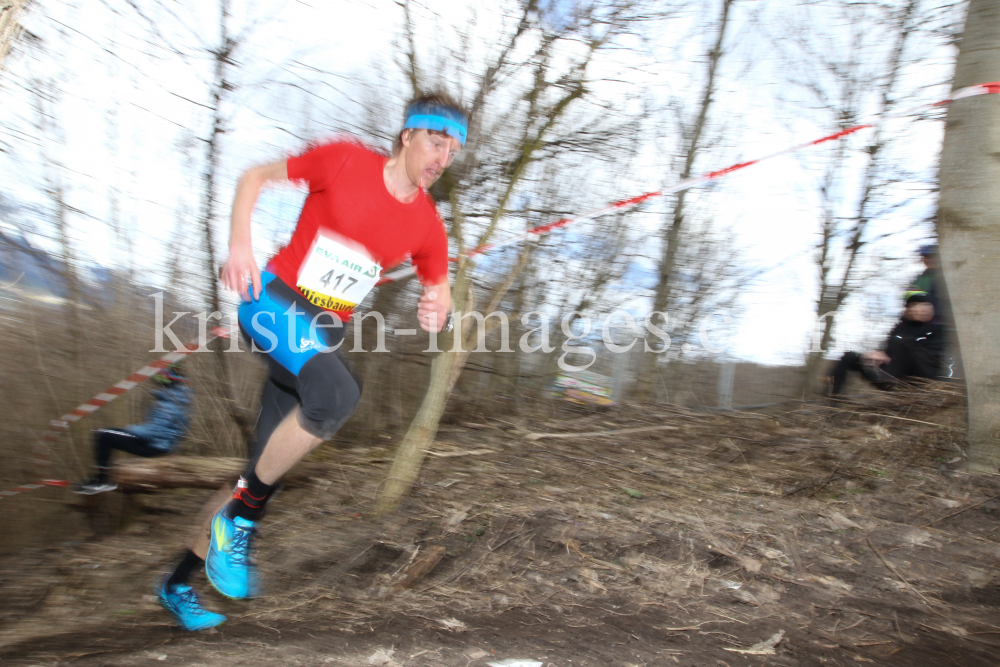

{"left": 268, "top": 140, "right": 449, "bottom": 321}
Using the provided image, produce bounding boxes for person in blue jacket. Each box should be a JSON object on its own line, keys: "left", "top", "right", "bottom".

{"left": 73, "top": 363, "right": 193, "bottom": 494}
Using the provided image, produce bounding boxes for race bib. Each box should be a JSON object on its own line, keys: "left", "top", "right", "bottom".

{"left": 297, "top": 234, "right": 381, "bottom": 311}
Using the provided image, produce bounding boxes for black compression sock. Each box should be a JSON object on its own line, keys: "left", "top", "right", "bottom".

{"left": 224, "top": 470, "right": 273, "bottom": 522}
{"left": 165, "top": 550, "right": 203, "bottom": 590}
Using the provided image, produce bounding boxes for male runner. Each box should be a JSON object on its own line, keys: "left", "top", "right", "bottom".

{"left": 157, "top": 93, "right": 466, "bottom": 631}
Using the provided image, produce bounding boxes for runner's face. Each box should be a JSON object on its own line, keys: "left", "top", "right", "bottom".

{"left": 403, "top": 129, "right": 462, "bottom": 188}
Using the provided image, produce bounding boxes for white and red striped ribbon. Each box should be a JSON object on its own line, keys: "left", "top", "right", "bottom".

{"left": 0, "top": 479, "right": 71, "bottom": 498}
{"left": 380, "top": 81, "right": 1000, "bottom": 283}
{"left": 0, "top": 326, "right": 230, "bottom": 500}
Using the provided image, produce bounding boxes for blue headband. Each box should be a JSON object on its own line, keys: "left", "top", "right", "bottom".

{"left": 403, "top": 101, "right": 468, "bottom": 146}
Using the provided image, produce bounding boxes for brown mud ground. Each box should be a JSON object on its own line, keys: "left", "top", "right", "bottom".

{"left": 3, "top": 385, "right": 1000, "bottom": 666}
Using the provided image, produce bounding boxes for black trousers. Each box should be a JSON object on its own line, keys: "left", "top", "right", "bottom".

{"left": 830, "top": 349, "right": 937, "bottom": 396}
{"left": 251, "top": 352, "right": 362, "bottom": 463}
{"left": 244, "top": 278, "right": 363, "bottom": 469}
{"left": 93, "top": 428, "right": 167, "bottom": 469}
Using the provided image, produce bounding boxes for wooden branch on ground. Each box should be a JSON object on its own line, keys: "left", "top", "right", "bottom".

{"left": 857, "top": 413, "right": 958, "bottom": 430}
{"left": 112, "top": 456, "right": 337, "bottom": 492}
{"left": 865, "top": 537, "right": 935, "bottom": 609}
{"left": 808, "top": 466, "right": 842, "bottom": 498}
{"left": 426, "top": 448, "right": 496, "bottom": 459}
{"left": 524, "top": 424, "right": 679, "bottom": 441}
{"left": 921, "top": 493, "right": 1000, "bottom": 528}
{"left": 394, "top": 545, "right": 446, "bottom": 590}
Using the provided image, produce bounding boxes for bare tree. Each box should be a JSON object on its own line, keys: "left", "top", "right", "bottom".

{"left": 113, "top": 0, "right": 265, "bottom": 447}
{"left": 192, "top": 0, "right": 256, "bottom": 445}
{"left": 377, "top": 0, "right": 663, "bottom": 513}
{"left": 787, "top": 0, "right": 920, "bottom": 396}
{"left": 529, "top": 205, "right": 637, "bottom": 395}
{"left": 633, "top": 0, "right": 734, "bottom": 402}
{"left": 938, "top": 0, "right": 1000, "bottom": 472}
{"left": 30, "top": 79, "right": 86, "bottom": 389}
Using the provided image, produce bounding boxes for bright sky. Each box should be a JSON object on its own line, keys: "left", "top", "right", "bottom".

{"left": 0, "top": 0, "right": 959, "bottom": 365}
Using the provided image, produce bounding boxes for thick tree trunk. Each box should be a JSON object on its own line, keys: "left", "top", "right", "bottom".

{"left": 938, "top": 0, "right": 1000, "bottom": 473}
{"left": 0, "top": 0, "right": 28, "bottom": 71}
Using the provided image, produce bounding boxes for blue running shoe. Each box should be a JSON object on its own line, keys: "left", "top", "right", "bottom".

{"left": 157, "top": 581, "right": 226, "bottom": 631}
{"left": 206, "top": 512, "right": 260, "bottom": 599}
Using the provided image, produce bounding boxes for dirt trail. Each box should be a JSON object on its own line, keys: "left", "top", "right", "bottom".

{"left": 3, "top": 387, "right": 1000, "bottom": 666}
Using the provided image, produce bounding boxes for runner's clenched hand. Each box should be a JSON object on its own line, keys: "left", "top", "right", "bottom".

{"left": 221, "top": 161, "right": 287, "bottom": 302}
{"left": 220, "top": 244, "right": 261, "bottom": 302}
{"left": 418, "top": 283, "right": 452, "bottom": 332}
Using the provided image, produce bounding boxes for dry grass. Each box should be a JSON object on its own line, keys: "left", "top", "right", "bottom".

{"left": 6, "top": 383, "right": 998, "bottom": 666}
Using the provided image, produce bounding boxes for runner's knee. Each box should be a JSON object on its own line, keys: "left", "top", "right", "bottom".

{"left": 294, "top": 353, "right": 362, "bottom": 440}
{"left": 295, "top": 381, "right": 360, "bottom": 440}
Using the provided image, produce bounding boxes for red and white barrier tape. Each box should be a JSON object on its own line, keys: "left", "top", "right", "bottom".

{"left": 0, "top": 480, "right": 71, "bottom": 498}
{"left": 380, "top": 81, "right": 1000, "bottom": 283}
{"left": 0, "top": 327, "right": 230, "bottom": 500}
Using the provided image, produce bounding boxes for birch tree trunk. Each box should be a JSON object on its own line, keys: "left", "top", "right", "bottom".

{"left": 937, "top": 0, "right": 1000, "bottom": 473}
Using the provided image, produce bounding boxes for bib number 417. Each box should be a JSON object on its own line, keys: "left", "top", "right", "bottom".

{"left": 297, "top": 234, "right": 381, "bottom": 310}
{"left": 320, "top": 271, "right": 358, "bottom": 294}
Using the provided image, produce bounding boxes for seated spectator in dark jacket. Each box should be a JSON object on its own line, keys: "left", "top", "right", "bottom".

{"left": 909, "top": 243, "right": 952, "bottom": 327}
{"left": 73, "top": 363, "right": 193, "bottom": 494}
{"left": 828, "top": 293, "right": 945, "bottom": 396}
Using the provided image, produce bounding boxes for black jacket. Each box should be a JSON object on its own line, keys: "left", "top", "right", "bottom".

{"left": 881, "top": 318, "right": 945, "bottom": 379}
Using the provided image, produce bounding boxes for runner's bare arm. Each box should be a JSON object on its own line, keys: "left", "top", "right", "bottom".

{"left": 220, "top": 161, "right": 289, "bottom": 301}
{"left": 417, "top": 280, "right": 452, "bottom": 332}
